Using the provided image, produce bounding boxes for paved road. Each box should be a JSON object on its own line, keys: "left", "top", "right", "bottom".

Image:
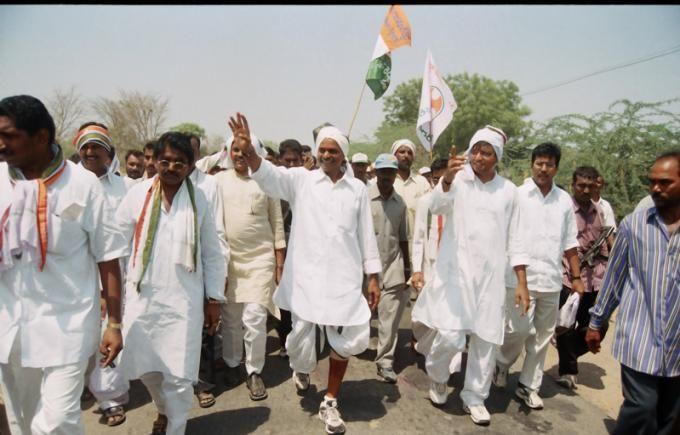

{"left": 2, "top": 300, "right": 620, "bottom": 434}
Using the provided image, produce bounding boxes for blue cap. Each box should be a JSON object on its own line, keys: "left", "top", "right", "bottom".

{"left": 374, "top": 153, "right": 399, "bottom": 170}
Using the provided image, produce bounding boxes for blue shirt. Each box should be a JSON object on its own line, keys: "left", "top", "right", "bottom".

{"left": 589, "top": 207, "right": 680, "bottom": 377}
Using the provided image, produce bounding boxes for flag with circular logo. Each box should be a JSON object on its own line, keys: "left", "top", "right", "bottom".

{"left": 416, "top": 50, "right": 457, "bottom": 152}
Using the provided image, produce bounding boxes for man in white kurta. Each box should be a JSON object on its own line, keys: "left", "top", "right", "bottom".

{"left": 115, "top": 132, "right": 226, "bottom": 435}
{"left": 411, "top": 126, "right": 530, "bottom": 426}
{"left": 0, "top": 95, "right": 127, "bottom": 435}
{"left": 493, "top": 143, "right": 583, "bottom": 411}
{"left": 215, "top": 135, "right": 285, "bottom": 401}
{"left": 229, "top": 113, "right": 381, "bottom": 435}
{"left": 75, "top": 123, "right": 131, "bottom": 426}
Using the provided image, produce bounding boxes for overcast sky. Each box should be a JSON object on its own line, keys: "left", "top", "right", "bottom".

{"left": 2, "top": 5, "right": 679, "bottom": 147}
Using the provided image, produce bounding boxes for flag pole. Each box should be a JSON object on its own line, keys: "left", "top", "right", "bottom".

{"left": 347, "top": 82, "right": 367, "bottom": 139}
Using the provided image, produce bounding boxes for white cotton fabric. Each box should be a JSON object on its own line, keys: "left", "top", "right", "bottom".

{"left": 115, "top": 178, "right": 226, "bottom": 382}
{"left": 390, "top": 139, "right": 416, "bottom": 156}
{"left": 221, "top": 302, "right": 268, "bottom": 375}
{"left": 411, "top": 169, "right": 529, "bottom": 345}
{"left": 190, "top": 169, "right": 230, "bottom": 273}
{"left": 557, "top": 292, "right": 580, "bottom": 330}
{"left": 0, "top": 179, "right": 41, "bottom": 272}
{"left": 250, "top": 159, "right": 381, "bottom": 326}
{"left": 467, "top": 126, "right": 506, "bottom": 161}
{"left": 0, "top": 162, "right": 129, "bottom": 367}
{"left": 314, "top": 126, "right": 349, "bottom": 158}
{"left": 140, "top": 372, "right": 193, "bottom": 435}
{"left": 596, "top": 197, "right": 617, "bottom": 229}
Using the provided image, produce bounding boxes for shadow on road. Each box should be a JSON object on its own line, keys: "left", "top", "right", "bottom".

{"left": 545, "top": 362, "right": 607, "bottom": 390}
{"left": 185, "top": 406, "right": 270, "bottom": 434}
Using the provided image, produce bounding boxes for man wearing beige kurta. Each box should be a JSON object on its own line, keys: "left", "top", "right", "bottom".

{"left": 215, "top": 136, "right": 285, "bottom": 401}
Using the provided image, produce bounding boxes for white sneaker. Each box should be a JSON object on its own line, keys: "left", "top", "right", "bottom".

{"left": 293, "top": 371, "right": 309, "bottom": 392}
{"left": 555, "top": 374, "right": 577, "bottom": 390}
{"left": 515, "top": 385, "right": 544, "bottom": 409}
{"left": 492, "top": 365, "right": 508, "bottom": 388}
{"left": 428, "top": 381, "right": 448, "bottom": 405}
{"left": 463, "top": 404, "right": 491, "bottom": 425}
{"left": 318, "top": 397, "right": 346, "bottom": 434}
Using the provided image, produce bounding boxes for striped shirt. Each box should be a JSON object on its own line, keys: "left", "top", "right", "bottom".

{"left": 589, "top": 207, "right": 680, "bottom": 377}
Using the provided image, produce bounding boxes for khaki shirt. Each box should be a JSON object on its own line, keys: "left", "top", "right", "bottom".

{"left": 369, "top": 183, "right": 408, "bottom": 289}
{"left": 393, "top": 172, "right": 431, "bottom": 257}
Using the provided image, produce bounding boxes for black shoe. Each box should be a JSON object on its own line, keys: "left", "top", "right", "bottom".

{"left": 246, "top": 373, "right": 268, "bottom": 401}
{"left": 224, "top": 366, "right": 243, "bottom": 388}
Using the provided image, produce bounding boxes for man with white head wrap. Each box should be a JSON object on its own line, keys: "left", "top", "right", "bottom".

{"left": 411, "top": 125, "right": 530, "bottom": 426}
{"left": 213, "top": 132, "right": 285, "bottom": 402}
{"left": 75, "top": 122, "right": 131, "bottom": 427}
{"left": 391, "top": 139, "right": 431, "bottom": 292}
{"left": 228, "top": 113, "right": 381, "bottom": 435}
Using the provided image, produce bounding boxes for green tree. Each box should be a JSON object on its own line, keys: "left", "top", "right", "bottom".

{"left": 171, "top": 122, "right": 206, "bottom": 139}
{"left": 376, "top": 73, "right": 532, "bottom": 165}
{"left": 508, "top": 99, "right": 680, "bottom": 219}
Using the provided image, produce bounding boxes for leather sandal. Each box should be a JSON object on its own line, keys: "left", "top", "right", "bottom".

{"left": 196, "top": 391, "right": 216, "bottom": 408}
{"left": 103, "top": 405, "right": 126, "bottom": 427}
{"left": 151, "top": 414, "right": 168, "bottom": 435}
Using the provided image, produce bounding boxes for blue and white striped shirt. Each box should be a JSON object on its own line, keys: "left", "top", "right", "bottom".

{"left": 589, "top": 207, "right": 680, "bottom": 377}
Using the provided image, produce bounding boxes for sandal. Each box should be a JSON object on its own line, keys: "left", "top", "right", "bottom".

{"left": 103, "top": 405, "right": 126, "bottom": 427}
{"left": 196, "top": 391, "right": 216, "bottom": 408}
{"left": 151, "top": 414, "right": 168, "bottom": 435}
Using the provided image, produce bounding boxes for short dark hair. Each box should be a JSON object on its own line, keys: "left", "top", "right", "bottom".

{"left": 654, "top": 149, "right": 680, "bottom": 173}
{"left": 125, "top": 149, "right": 144, "bottom": 162}
{"left": 279, "top": 139, "right": 303, "bottom": 157}
{"left": 69, "top": 152, "right": 81, "bottom": 164}
{"left": 572, "top": 166, "right": 600, "bottom": 183}
{"left": 0, "top": 95, "right": 55, "bottom": 145}
{"left": 301, "top": 145, "right": 312, "bottom": 154}
{"left": 144, "top": 141, "right": 156, "bottom": 151}
{"left": 531, "top": 142, "right": 561, "bottom": 167}
{"left": 77, "top": 121, "right": 108, "bottom": 131}
{"left": 188, "top": 134, "right": 200, "bottom": 149}
{"left": 154, "top": 132, "right": 194, "bottom": 165}
{"left": 430, "top": 158, "right": 448, "bottom": 172}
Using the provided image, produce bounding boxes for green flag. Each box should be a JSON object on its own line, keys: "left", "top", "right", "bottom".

{"left": 366, "top": 54, "right": 392, "bottom": 100}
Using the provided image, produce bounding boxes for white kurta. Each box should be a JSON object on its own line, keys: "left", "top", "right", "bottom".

{"left": 190, "top": 169, "right": 230, "bottom": 272}
{"left": 0, "top": 162, "right": 129, "bottom": 367}
{"left": 115, "top": 179, "right": 226, "bottom": 382}
{"left": 411, "top": 191, "right": 449, "bottom": 282}
{"left": 394, "top": 172, "right": 431, "bottom": 255}
{"left": 250, "top": 160, "right": 381, "bottom": 326}
{"left": 412, "top": 168, "right": 529, "bottom": 345}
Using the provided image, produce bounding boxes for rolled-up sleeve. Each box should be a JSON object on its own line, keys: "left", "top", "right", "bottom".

{"left": 411, "top": 195, "right": 429, "bottom": 273}
{"left": 268, "top": 196, "right": 287, "bottom": 250}
{"left": 357, "top": 186, "right": 382, "bottom": 274}
{"left": 562, "top": 206, "right": 579, "bottom": 252}
{"left": 507, "top": 188, "right": 530, "bottom": 268}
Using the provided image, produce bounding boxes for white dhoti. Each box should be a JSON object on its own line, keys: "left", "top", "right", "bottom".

{"left": 286, "top": 313, "right": 369, "bottom": 374}
{"left": 221, "top": 302, "right": 268, "bottom": 375}
{"left": 496, "top": 288, "right": 560, "bottom": 391}
{"left": 375, "top": 283, "right": 410, "bottom": 369}
{"left": 420, "top": 329, "right": 496, "bottom": 407}
{"left": 0, "top": 337, "right": 87, "bottom": 435}
{"left": 140, "top": 372, "right": 193, "bottom": 435}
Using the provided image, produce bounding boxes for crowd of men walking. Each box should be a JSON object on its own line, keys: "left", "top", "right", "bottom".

{"left": 0, "top": 94, "right": 678, "bottom": 435}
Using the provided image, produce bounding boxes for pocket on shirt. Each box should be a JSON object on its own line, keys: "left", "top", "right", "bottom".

{"left": 50, "top": 203, "right": 87, "bottom": 255}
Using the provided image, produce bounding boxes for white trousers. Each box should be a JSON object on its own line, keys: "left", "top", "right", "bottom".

{"left": 140, "top": 372, "right": 193, "bottom": 435}
{"left": 0, "top": 336, "right": 87, "bottom": 435}
{"left": 221, "top": 302, "right": 268, "bottom": 375}
{"left": 424, "top": 330, "right": 496, "bottom": 407}
{"left": 287, "top": 313, "right": 369, "bottom": 374}
{"left": 497, "top": 288, "right": 560, "bottom": 391}
{"left": 375, "top": 284, "right": 410, "bottom": 369}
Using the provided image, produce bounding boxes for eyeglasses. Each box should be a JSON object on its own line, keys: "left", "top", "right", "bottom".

{"left": 157, "top": 160, "right": 188, "bottom": 171}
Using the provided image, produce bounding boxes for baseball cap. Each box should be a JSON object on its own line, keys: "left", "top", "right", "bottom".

{"left": 351, "top": 153, "right": 369, "bottom": 164}
{"left": 374, "top": 153, "right": 399, "bottom": 170}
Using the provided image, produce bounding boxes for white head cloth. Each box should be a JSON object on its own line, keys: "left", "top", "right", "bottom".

{"left": 314, "top": 126, "right": 349, "bottom": 158}
{"left": 223, "top": 134, "right": 266, "bottom": 170}
{"left": 467, "top": 125, "right": 507, "bottom": 162}
{"left": 390, "top": 139, "right": 416, "bottom": 156}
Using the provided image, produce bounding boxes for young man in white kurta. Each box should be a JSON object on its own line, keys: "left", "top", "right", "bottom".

{"left": 115, "top": 133, "right": 226, "bottom": 435}
{"left": 494, "top": 143, "right": 583, "bottom": 411}
{"left": 229, "top": 114, "right": 381, "bottom": 434}
{"left": 0, "top": 95, "right": 127, "bottom": 435}
{"left": 411, "top": 126, "right": 530, "bottom": 425}
{"left": 215, "top": 135, "right": 285, "bottom": 400}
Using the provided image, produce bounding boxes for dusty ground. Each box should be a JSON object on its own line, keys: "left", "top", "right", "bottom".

{"left": 1, "top": 302, "right": 622, "bottom": 434}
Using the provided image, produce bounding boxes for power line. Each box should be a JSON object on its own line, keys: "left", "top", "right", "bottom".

{"left": 521, "top": 43, "right": 680, "bottom": 97}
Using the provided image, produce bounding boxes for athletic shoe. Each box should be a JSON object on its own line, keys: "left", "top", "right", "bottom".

{"left": 293, "top": 371, "right": 310, "bottom": 392}
{"left": 515, "top": 385, "right": 544, "bottom": 409}
{"left": 463, "top": 404, "right": 491, "bottom": 425}
{"left": 377, "top": 365, "right": 398, "bottom": 384}
{"left": 428, "top": 381, "right": 448, "bottom": 405}
{"left": 555, "top": 374, "right": 577, "bottom": 390}
{"left": 318, "top": 397, "right": 346, "bottom": 434}
{"left": 492, "top": 365, "right": 508, "bottom": 388}
{"left": 246, "top": 373, "right": 268, "bottom": 401}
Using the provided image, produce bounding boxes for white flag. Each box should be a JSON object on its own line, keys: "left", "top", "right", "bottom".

{"left": 416, "top": 50, "right": 457, "bottom": 152}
